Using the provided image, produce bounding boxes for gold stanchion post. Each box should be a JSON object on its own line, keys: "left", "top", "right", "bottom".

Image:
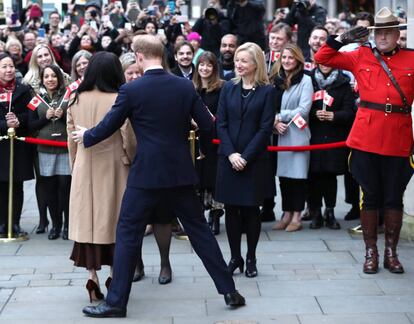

{"left": 0, "top": 128, "right": 29, "bottom": 242}
{"left": 174, "top": 130, "right": 198, "bottom": 241}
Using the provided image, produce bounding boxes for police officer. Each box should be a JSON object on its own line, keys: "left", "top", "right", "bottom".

{"left": 315, "top": 7, "right": 414, "bottom": 274}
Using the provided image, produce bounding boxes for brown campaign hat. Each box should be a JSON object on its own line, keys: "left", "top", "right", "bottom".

{"left": 367, "top": 7, "right": 407, "bottom": 30}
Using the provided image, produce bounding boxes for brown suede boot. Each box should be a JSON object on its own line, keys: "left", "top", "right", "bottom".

{"left": 383, "top": 209, "right": 404, "bottom": 273}
{"left": 360, "top": 209, "right": 379, "bottom": 274}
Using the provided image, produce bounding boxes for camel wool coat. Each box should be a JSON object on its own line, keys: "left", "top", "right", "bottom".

{"left": 67, "top": 90, "right": 136, "bottom": 244}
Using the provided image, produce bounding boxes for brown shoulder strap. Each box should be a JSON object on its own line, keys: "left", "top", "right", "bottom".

{"left": 372, "top": 48, "right": 409, "bottom": 108}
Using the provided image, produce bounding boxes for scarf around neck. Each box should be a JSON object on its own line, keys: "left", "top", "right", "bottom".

{"left": 314, "top": 68, "right": 338, "bottom": 90}
{"left": 0, "top": 78, "right": 16, "bottom": 93}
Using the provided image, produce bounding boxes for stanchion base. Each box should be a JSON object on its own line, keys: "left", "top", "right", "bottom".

{"left": 0, "top": 232, "right": 29, "bottom": 242}
{"left": 174, "top": 231, "right": 189, "bottom": 241}
{"left": 348, "top": 225, "right": 363, "bottom": 235}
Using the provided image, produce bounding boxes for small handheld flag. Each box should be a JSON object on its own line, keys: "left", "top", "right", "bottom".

{"left": 27, "top": 95, "right": 43, "bottom": 111}
{"left": 0, "top": 92, "right": 12, "bottom": 103}
{"left": 289, "top": 113, "right": 307, "bottom": 130}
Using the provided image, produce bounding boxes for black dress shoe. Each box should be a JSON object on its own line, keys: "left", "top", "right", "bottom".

{"left": 324, "top": 208, "right": 341, "bottom": 230}
{"left": 309, "top": 209, "right": 323, "bottom": 229}
{"left": 36, "top": 222, "right": 49, "bottom": 234}
{"left": 82, "top": 301, "right": 126, "bottom": 318}
{"left": 48, "top": 227, "right": 60, "bottom": 240}
{"left": 344, "top": 206, "right": 360, "bottom": 221}
{"left": 12, "top": 224, "right": 27, "bottom": 237}
{"left": 224, "top": 291, "right": 246, "bottom": 308}
{"left": 209, "top": 209, "right": 223, "bottom": 235}
{"left": 62, "top": 227, "right": 68, "bottom": 240}
{"left": 245, "top": 259, "right": 258, "bottom": 278}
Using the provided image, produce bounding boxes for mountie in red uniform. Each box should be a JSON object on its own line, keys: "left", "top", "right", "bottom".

{"left": 315, "top": 37, "right": 414, "bottom": 157}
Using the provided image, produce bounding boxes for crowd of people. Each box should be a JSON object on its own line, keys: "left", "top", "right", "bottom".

{"left": 0, "top": 0, "right": 413, "bottom": 317}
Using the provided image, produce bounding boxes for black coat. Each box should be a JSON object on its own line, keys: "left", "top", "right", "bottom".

{"left": 192, "top": 16, "right": 228, "bottom": 57}
{"left": 309, "top": 70, "right": 356, "bottom": 175}
{"left": 284, "top": 3, "right": 327, "bottom": 55}
{"left": 226, "top": 0, "right": 266, "bottom": 49}
{"left": 195, "top": 87, "right": 222, "bottom": 189}
{"left": 215, "top": 81, "right": 276, "bottom": 206}
{"left": 0, "top": 82, "right": 37, "bottom": 182}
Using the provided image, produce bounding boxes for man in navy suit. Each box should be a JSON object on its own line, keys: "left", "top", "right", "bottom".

{"left": 73, "top": 34, "right": 245, "bottom": 318}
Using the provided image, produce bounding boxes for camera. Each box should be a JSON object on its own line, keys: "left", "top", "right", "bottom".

{"left": 294, "top": 0, "right": 310, "bottom": 10}
{"left": 90, "top": 10, "right": 98, "bottom": 18}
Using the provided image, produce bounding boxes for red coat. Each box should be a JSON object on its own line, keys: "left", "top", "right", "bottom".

{"left": 315, "top": 38, "right": 414, "bottom": 157}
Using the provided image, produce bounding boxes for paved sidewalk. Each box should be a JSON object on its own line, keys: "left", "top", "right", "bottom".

{"left": 0, "top": 179, "right": 414, "bottom": 324}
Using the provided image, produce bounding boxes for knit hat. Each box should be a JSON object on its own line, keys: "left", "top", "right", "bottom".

{"left": 29, "top": 4, "right": 43, "bottom": 19}
{"left": 187, "top": 32, "right": 202, "bottom": 43}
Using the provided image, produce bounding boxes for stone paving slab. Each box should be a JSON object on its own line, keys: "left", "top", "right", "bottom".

{"left": 206, "top": 297, "right": 321, "bottom": 316}
{"left": 317, "top": 295, "right": 414, "bottom": 314}
{"left": 174, "top": 315, "right": 300, "bottom": 324}
{"left": 258, "top": 280, "right": 383, "bottom": 297}
{"left": 298, "top": 313, "right": 412, "bottom": 324}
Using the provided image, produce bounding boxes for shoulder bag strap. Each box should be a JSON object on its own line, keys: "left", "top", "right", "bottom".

{"left": 372, "top": 48, "right": 409, "bottom": 108}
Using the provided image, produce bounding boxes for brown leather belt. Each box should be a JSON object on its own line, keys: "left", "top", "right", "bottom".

{"left": 359, "top": 101, "right": 411, "bottom": 114}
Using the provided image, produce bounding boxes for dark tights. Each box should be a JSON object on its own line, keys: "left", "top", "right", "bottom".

{"left": 136, "top": 223, "right": 172, "bottom": 276}
{"left": 225, "top": 205, "right": 261, "bottom": 260}
{"left": 36, "top": 175, "right": 71, "bottom": 231}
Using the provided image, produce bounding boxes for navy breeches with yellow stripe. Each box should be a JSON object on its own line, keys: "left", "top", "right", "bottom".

{"left": 349, "top": 149, "right": 414, "bottom": 210}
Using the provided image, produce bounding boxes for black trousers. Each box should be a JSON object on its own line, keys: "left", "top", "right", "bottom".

{"left": 106, "top": 185, "right": 235, "bottom": 308}
{"left": 0, "top": 181, "right": 24, "bottom": 226}
{"left": 349, "top": 149, "right": 414, "bottom": 210}
{"left": 308, "top": 173, "right": 337, "bottom": 209}
{"left": 279, "top": 177, "right": 307, "bottom": 212}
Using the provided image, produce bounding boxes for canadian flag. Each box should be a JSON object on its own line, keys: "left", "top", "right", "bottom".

{"left": 323, "top": 92, "right": 334, "bottom": 107}
{"left": 66, "top": 79, "right": 82, "bottom": 93}
{"left": 27, "top": 95, "right": 43, "bottom": 111}
{"left": 312, "top": 90, "right": 325, "bottom": 101}
{"left": 0, "top": 92, "right": 12, "bottom": 103}
{"left": 292, "top": 113, "right": 307, "bottom": 130}
{"left": 270, "top": 51, "right": 281, "bottom": 62}
{"left": 304, "top": 62, "right": 316, "bottom": 71}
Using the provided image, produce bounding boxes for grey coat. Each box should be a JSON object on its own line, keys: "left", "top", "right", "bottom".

{"left": 276, "top": 74, "right": 313, "bottom": 179}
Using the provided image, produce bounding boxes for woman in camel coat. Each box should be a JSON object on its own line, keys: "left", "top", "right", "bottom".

{"left": 67, "top": 52, "right": 136, "bottom": 302}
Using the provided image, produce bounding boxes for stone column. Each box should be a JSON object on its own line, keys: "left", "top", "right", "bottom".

{"left": 401, "top": 0, "right": 414, "bottom": 241}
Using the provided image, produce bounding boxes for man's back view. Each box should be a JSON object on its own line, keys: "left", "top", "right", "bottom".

{"left": 74, "top": 34, "right": 246, "bottom": 318}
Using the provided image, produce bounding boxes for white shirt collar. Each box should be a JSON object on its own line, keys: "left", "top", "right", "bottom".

{"left": 144, "top": 65, "right": 164, "bottom": 73}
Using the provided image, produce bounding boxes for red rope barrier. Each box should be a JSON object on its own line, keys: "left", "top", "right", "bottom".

{"left": 18, "top": 137, "right": 68, "bottom": 148}
{"left": 18, "top": 137, "right": 347, "bottom": 151}
{"left": 212, "top": 139, "right": 347, "bottom": 151}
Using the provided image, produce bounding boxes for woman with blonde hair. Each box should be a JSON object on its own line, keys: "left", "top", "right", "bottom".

{"left": 271, "top": 43, "right": 313, "bottom": 232}
{"left": 23, "top": 44, "right": 71, "bottom": 93}
{"left": 215, "top": 42, "right": 276, "bottom": 278}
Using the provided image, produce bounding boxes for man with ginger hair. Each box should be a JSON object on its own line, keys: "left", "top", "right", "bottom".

{"left": 73, "top": 34, "right": 245, "bottom": 318}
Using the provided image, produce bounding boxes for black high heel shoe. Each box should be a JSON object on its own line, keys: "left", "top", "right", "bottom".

{"left": 48, "top": 227, "right": 60, "bottom": 240}
{"left": 227, "top": 258, "right": 244, "bottom": 275}
{"left": 158, "top": 265, "right": 172, "bottom": 285}
{"left": 245, "top": 259, "right": 258, "bottom": 278}
{"left": 132, "top": 266, "right": 145, "bottom": 282}
{"left": 36, "top": 221, "right": 49, "bottom": 234}
{"left": 86, "top": 279, "right": 105, "bottom": 303}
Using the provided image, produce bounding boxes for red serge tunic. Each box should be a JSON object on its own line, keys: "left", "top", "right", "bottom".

{"left": 314, "top": 37, "right": 414, "bottom": 157}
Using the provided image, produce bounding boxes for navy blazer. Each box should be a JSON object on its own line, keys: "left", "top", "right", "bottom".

{"left": 216, "top": 81, "right": 276, "bottom": 162}
{"left": 83, "top": 69, "right": 214, "bottom": 189}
